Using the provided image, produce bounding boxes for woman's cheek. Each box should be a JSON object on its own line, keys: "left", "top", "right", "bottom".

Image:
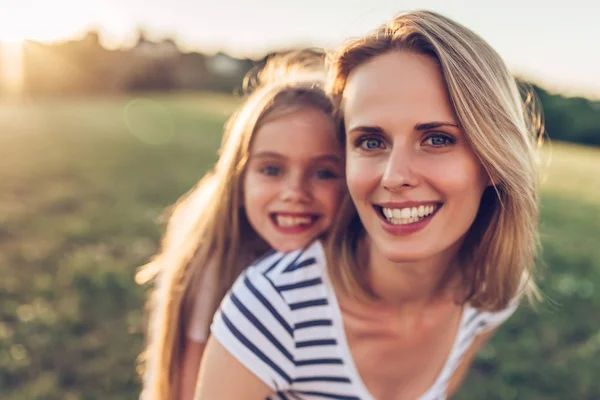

{"left": 346, "top": 156, "right": 379, "bottom": 196}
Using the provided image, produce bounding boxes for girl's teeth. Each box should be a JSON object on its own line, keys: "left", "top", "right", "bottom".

{"left": 276, "top": 215, "right": 312, "bottom": 227}
{"left": 381, "top": 205, "right": 438, "bottom": 225}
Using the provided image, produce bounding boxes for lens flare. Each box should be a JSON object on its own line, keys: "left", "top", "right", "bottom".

{"left": 123, "top": 98, "right": 174, "bottom": 145}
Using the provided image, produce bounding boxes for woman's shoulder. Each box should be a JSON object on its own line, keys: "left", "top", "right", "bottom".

{"left": 219, "top": 239, "right": 330, "bottom": 326}
{"left": 463, "top": 295, "right": 520, "bottom": 336}
{"left": 209, "top": 240, "right": 330, "bottom": 391}
{"left": 243, "top": 239, "right": 328, "bottom": 289}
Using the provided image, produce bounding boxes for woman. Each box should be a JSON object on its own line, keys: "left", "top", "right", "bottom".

{"left": 195, "top": 10, "right": 542, "bottom": 400}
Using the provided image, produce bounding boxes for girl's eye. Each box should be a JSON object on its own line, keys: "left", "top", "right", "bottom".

{"left": 423, "top": 134, "right": 455, "bottom": 147}
{"left": 260, "top": 165, "right": 280, "bottom": 176}
{"left": 358, "top": 137, "right": 385, "bottom": 150}
{"left": 315, "top": 169, "right": 338, "bottom": 180}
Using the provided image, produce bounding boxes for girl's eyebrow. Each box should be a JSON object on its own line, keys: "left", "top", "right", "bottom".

{"left": 251, "top": 152, "right": 342, "bottom": 163}
{"left": 312, "top": 155, "right": 342, "bottom": 164}
{"left": 251, "top": 151, "right": 283, "bottom": 159}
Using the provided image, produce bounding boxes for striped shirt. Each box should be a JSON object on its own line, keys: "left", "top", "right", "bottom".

{"left": 211, "top": 240, "right": 518, "bottom": 400}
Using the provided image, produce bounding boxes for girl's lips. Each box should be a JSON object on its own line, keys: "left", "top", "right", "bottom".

{"left": 269, "top": 212, "right": 320, "bottom": 234}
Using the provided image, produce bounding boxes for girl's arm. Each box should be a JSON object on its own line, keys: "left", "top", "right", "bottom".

{"left": 179, "top": 339, "right": 206, "bottom": 400}
{"left": 180, "top": 262, "right": 216, "bottom": 400}
{"left": 194, "top": 336, "right": 272, "bottom": 400}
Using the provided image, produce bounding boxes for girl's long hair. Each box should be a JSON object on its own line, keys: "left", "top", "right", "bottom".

{"left": 136, "top": 49, "right": 335, "bottom": 400}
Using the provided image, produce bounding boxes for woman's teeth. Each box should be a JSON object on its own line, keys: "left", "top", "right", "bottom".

{"left": 381, "top": 205, "right": 437, "bottom": 225}
{"left": 276, "top": 215, "right": 313, "bottom": 227}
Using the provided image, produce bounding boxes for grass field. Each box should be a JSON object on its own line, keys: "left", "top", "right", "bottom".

{"left": 0, "top": 93, "right": 599, "bottom": 399}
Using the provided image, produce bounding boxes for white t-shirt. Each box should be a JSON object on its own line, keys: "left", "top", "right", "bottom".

{"left": 211, "top": 240, "right": 518, "bottom": 400}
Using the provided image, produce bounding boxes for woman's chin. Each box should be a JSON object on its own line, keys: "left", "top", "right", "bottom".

{"left": 373, "top": 243, "right": 434, "bottom": 264}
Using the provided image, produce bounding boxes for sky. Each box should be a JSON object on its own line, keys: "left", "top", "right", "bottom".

{"left": 0, "top": 0, "right": 599, "bottom": 98}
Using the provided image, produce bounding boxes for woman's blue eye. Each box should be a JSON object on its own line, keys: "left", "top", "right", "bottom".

{"left": 261, "top": 165, "right": 280, "bottom": 176}
{"left": 360, "top": 138, "right": 383, "bottom": 150}
{"left": 424, "top": 135, "right": 454, "bottom": 147}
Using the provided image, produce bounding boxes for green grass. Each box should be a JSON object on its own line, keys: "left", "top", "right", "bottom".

{"left": 0, "top": 93, "right": 599, "bottom": 400}
{"left": 458, "top": 140, "right": 600, "bottom": 399}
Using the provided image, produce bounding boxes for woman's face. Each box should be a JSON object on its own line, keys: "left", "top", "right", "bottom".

{"left": 342, "top": 51, "right": 489, "bottom": 264}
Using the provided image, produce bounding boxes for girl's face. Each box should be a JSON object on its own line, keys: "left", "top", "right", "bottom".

{"left": 342, "top": 51, "right": 490, "bottom": 264}
{"left": 243, "top": 107, "right": 344, "bottom": 252}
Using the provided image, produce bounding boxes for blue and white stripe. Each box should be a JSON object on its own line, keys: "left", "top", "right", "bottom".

{"left": 211, "top": 241, "right": 518, "bottom": 400}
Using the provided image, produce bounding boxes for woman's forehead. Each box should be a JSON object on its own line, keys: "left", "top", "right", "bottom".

{"left": 342, "top": 52, "right": 456, "bottom": 128}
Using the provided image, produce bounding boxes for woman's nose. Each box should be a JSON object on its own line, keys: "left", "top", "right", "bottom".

{"left": 381, "top": 146, "right": 419, "bottom": 191}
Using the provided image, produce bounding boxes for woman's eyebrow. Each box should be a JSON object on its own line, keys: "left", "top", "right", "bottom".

{"left": 348, "top": 122, "right": 459, "bottom": 134}
{"left": 346, "top": 125, "right": 384, "bottom": 134}
{"left": 415, "top": 121, "right": 459, "bottom": 131}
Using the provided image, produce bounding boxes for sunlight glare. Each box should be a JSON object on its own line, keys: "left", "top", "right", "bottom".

{"left": 0, "top": 0, "right": 97, "bottom": 43}
{"left": 0, "top": 40, "right": 24, "bottom": 94}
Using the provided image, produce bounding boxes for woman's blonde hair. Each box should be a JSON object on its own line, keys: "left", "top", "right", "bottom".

{"left": 136, "top": 49, "right": 335, "bottom": 400}
{"left": 326, "top": 10, "right": 543, "bottom": 311}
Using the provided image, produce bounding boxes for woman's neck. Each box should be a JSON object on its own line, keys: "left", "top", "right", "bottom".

{"left": 361, "top": 237, "right": 464, "bottom": 311}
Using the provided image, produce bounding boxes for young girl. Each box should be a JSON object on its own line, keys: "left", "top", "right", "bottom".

{"left": 137, "top": 50, "right": 345, "bottom": 400}
{"left": 195, "top": 10, "right": 543, "bottom": 400}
